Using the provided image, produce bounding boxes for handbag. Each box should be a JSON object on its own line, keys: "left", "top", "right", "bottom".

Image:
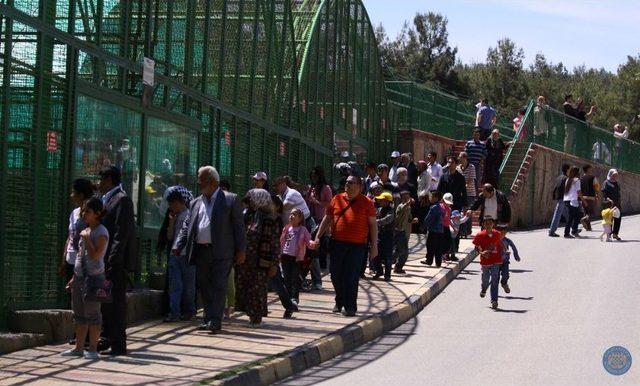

{"left": 80, "top": 243, "right": 112, "bottom": 303}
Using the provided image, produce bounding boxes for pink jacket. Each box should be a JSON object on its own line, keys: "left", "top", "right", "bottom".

{"left": 279, "top": 224, "right": 312, "bottom": 261}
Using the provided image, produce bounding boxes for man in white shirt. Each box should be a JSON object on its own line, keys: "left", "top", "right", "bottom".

{"left": 416, "top": 160, "right": 432, "bottom": 198}
{"left": 389, "top": 151, "right": 401, "bottom": 182}
{"left": 274, "top": 176, "right": 311, "bottom": 225}
{"left": 173, "top": 166, "right": 246, "bottom": 333}
{"left": 426, "top": 151, "right": 443, "bottom": 191}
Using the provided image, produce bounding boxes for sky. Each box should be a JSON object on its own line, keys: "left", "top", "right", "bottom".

{"left": 363, "top": 0, "right": 640, "bottom": 73}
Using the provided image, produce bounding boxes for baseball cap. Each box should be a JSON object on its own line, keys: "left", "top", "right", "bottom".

{"left": 252, "top": 171, "right": 268, "bottom": 181}
{"left": 451, "top": 210, "right": 461, "bottom": 218}
{"left": 375, "top": 192, "right": 394, "bottom": 202}
{"left": 390, "top": 151, "right": 401, "bottom": 158}
{"left": 443, "top": 192, "right": 454, "bottom": 205}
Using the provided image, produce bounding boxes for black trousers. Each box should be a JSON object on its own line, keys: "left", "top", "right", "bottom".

{"left": 613, "top": 206, "right": 622, "bottom": 236}
{"left": 426, "top": 232, "right": 445, "bottom": 266}
{"left": 195, "top": 246, "right": 233, "bottom": 329}
{"left": 101, "top": 266, "right": 127, "bottom": 352}
{"left": 281, "top": 254, "right": 301, "bottom": 302}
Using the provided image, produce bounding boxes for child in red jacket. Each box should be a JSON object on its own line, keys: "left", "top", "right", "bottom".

{"left": 473, "top": 216, "right": 503, "bottom": 310}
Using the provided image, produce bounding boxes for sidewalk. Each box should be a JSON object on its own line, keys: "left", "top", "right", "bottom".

{"left": 0, "top": 235, "right": 475, "bottom": 386}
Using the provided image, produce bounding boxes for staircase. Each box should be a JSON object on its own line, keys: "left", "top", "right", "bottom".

{"left": 499, "top": 142, "right": 538, "bottom": 197}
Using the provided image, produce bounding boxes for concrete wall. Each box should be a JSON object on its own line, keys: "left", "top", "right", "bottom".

{"left": 398, "top": 130, "right": 458, "bottom": 163}
{"left": 510, "top": 144, "right": 640, "bottom": 228}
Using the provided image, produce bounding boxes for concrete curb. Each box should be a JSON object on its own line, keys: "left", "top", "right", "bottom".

{"left": 212, "top": 248, "right": 478, "bottom": 385}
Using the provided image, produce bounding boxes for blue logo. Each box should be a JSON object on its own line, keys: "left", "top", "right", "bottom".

{"left": 603, "top": 346, "right": 632, "bottom": 376}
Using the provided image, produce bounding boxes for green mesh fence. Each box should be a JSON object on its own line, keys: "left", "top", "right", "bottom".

{"left": 523, "top": 104, "right": 640, "bottom": 174}
{"left": 386, "top": 81, "right": 515, "bottom": 142}
{"left": 0, "top": 0, "right": 394, "bottom": 327}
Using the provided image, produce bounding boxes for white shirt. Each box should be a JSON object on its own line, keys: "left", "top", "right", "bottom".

{"left": 484, "top": 195, "right": 498, "bottom": 219}
{"left": 563, "top": 178, "right": 581, "bottom": 207}
{"left": 197, "top": 188, "right": 220, "bottom": 244}
{"left": 280, "top": 187, "right": 311, "bottom": 224}
{"left": 427, "top": 162, "right": 443, "bottom": 191}
{"left": 389, "top": 163, "right": 400, "bottom": 182}
{"left": 417, "top": 170, "right": 432, "bottom": 197}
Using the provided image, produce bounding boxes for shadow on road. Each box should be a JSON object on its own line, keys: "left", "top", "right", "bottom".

{"left": 275, "top": 318, "right": 419, "bottom": 385}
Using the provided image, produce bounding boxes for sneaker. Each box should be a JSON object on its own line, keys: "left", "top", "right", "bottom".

{"left": 564, "top": 234, "right": 574, "bottom": 239}
{"left": 548, "top": 232, "right": 560, "bottom": 238}
{"left": 571, "top": 231, "right": 581, "bottom": 238}
{"left": 61, "top": 348, "right": 84, "bottom": 357}
{"left": 501, "top": 283, "right": 511, "bottom": 294}
{"left": 290, "top": 301, "right": 299, "bottom": 312}
{"left": 480, "top": 290, "right": 486, "bottom": 298}
{"left": 419, "top": 260, "right": 430, "bottom": 265}
{"left": 83, "top": 350, "right": 99, "bottom": 360}
{"left": 613, "top": 235, "right": 622, "bottom": 241}
{"left": 332, "top": 304, "right": 342, "bottom": 313}
{"left": 283, "top": 310, "right": 293, "bottom": 319}
{"left": 491, "top": 301, "right": 498, "bottom": 310}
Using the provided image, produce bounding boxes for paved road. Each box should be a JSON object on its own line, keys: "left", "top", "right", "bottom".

{"left": 279, "top": 215, "right": 640, "bottom": 386}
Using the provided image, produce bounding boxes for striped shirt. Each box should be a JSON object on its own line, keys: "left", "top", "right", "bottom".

{"left": 465, "top": 140, "right": 487, "bottom": 166}
{"left": 326, "top": 193, "right": 376, "bottom": 244}
{"left": 457, "top": 163, "right": 477, "bottom": 198}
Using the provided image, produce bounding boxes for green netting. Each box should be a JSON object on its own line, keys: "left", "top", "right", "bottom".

{"left": 521, "top": 104, "right": 640, "bottom": 174}
{"left": 0, "top": 0, "right": 392, "bottom": 326}
{"left": 385, "top": 81, "right": 514, "bottom": 142}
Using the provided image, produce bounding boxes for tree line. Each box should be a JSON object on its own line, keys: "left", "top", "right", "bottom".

{"left": 375, "top": 12, "right": 640, "bottom": 139}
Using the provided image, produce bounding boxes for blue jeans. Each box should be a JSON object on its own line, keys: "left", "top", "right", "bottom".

{"left": 549, "top": 200, "right": 566, "bottom": 234}
{"left": 393, "top": 231, "right": 409, "bottom": 270}
{"left": 481, "top": 264, "right": 500, "bottom": 302}
{"left": 168, "top": 255, "right": 196, "bottom": 317}
{"left": 564, "top": 202, "right": 580, "bottom": 236}
{"left": 330, "top": 240, "right": 367, "bottom": 313}
{"left": 499, "top": 260, "right": 510, "bottom": 285}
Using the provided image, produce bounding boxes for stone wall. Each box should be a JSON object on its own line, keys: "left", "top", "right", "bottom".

{"left": 398, "top": 130, "right": 458, "bottom": 163}
{"left": 510, "top": 144, "right": 640, "bottom": 228}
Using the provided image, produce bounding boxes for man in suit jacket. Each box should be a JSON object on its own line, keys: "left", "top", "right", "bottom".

{"left": 98, "top": 166, "right": 137, "bottom": 356}
{"left": 174, "top": 166, "right": 246, "bottom": 333}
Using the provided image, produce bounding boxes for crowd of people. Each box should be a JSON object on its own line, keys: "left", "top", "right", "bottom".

{"left": 58, "top": 96, "right": 629, "bottom": 360}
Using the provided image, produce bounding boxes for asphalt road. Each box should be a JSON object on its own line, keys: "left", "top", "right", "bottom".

{"left": 278, "top": 215, "right": 640, "bottom": 386}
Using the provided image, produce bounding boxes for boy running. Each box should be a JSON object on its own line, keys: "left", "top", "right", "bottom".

{"left": 495, "top": 224, "right": 521, "bottom": 294}
{"left": 473, "top": 216, "right": 503, "bottom": 309}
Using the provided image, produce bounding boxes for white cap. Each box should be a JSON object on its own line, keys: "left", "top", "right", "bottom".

{"left": 391, "top": 151, "right": 401, "bottom": 158}
{"left": 443, "top": 192, "right": 454, "bottom": 205}
{"left": 252, "top": 171, "right": 268, "bottom": 181}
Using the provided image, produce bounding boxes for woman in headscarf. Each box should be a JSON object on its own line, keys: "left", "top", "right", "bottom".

{"left": 235, "top": 189, "right": 281, "bottom": 327}
{"left": 484, "top": 129, "right": 507, "bottom": 187}
{"left": 601, "top": 169, "right": 622, "bottom": 241}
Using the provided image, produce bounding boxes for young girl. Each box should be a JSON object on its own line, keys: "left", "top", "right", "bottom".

{"left": 62, "top": 197, "right": 109, "bottom": 359}
{"left": 280, "top": 208, "right": 312, "bottom": 316}
{"left": 600, "top": 201, "right": 615, "bottom": 242}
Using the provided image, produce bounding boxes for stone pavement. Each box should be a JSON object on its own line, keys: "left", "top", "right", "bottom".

{"left": 0, "top": 235, "right": 473, "bottom": 386}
